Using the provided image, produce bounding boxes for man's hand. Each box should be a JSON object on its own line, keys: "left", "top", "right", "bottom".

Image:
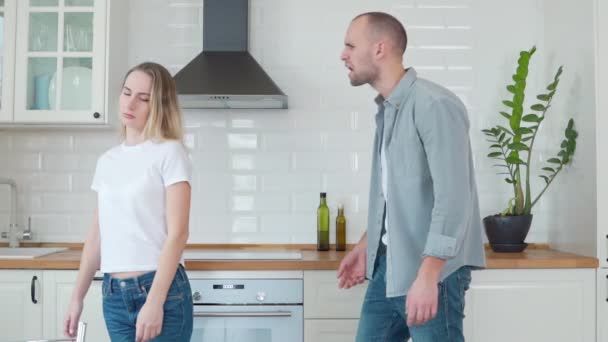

{"left": 405, "top": 274, "right": 439, "bottom": 326}
{"left": 337, "top": 243, "right": 367, "bottom": 289}
{"left": 405, "top": 256, "right": 445, "bottom": 326}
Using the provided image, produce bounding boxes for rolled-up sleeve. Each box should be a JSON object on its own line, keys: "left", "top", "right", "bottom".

{"left": 416, "top": 97, "right": 473, "bottom": 259}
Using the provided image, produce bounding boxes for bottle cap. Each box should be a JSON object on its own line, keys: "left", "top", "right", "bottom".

{"left": 338, "top": 203, "right": 344, "bottom": 209}
{"left": 320, "top": 192, "right": 327, "bottom": 198}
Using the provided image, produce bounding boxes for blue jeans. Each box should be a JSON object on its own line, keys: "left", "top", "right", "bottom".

{"left": 102, "top": 265, "right": 193, "bottom": 341}
{"left": 356, "top": 251, "right": 471, "bottom": 342}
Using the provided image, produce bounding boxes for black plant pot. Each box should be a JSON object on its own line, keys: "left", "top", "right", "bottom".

{"left": 482, "top": 214, "right": 533, "bottom": 253}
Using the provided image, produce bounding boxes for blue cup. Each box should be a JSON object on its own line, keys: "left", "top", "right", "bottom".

{"left": 34, "top": 73, "right": 51, "bottom": 110}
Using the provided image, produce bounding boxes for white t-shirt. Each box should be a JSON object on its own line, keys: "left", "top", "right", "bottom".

{"left": 381, "top": 126, "right": 389, "bottom": 246}
{"left": 91, "top": 139, "right": 192, "bottom": 273}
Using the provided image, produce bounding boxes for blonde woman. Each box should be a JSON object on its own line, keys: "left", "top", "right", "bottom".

{"left": 64, "top": 62, "right": 193, "bottom": 341}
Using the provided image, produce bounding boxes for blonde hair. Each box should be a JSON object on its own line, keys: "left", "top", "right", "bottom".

{"left": 120, "top": 62, "right": 184, "bottom": 142}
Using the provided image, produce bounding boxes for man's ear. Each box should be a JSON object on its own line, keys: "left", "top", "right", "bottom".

{"left": 374, "top": 40, "right": 387, "bottom": 60}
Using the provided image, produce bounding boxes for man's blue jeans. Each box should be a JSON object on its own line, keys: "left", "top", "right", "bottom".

{"left": 356, "top": 250, "right": 472, "bottom": 342}
{"left": 102, "top": 265, "right": 193, "bottom": 341}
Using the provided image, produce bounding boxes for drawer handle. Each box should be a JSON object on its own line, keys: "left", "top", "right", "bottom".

{"left": 31, "top": 275, "right": 38, "bottom": 304}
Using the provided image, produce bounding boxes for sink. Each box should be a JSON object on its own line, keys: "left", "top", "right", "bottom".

{"left": 0, "top": 247, "right": 68, "bottom": 259}
{"left": 183, "top": 249, "right": 302, "bottom": 260}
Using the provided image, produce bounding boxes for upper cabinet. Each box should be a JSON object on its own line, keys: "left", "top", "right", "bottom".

{"left": 0, "top": 0, "right": 17, "bottom": 122}
{"left": 0, "top": 0, "right": 128, "bottom": 125}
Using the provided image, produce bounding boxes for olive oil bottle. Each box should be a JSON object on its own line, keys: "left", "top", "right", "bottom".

{"left": 317, "top": 192, "right": 330, "bottom": 251}
{"left": 336, "top": 204, "right": 346, "bottom": 251}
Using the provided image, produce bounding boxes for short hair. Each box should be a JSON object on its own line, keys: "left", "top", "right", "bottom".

{"left": 354, "top": 12, "right": 407, "bottom": 56}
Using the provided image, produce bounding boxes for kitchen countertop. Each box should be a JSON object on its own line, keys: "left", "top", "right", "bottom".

{"left": 0, "top": 243, "right": 598, "bottom": 270}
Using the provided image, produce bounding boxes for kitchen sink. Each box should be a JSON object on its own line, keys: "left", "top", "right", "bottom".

{"left": 0, "top": 247, "right": 68, "bottom": 259}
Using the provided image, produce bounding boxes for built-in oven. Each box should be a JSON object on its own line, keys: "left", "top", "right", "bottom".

{"left": 189, "top": 278, "right": 303, "bottom": 342}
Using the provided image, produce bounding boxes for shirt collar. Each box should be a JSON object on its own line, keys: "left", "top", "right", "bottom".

{"left": 374, "top": 67, "right": 417, "bottom": 108}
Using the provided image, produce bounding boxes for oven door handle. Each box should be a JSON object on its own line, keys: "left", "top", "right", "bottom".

{"left": 194, "top": 311, "right": 292, "bottom": 318}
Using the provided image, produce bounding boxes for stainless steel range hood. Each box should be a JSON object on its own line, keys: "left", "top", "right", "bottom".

{"left": 174, "top": 0, "right": 287, "bottom": 109}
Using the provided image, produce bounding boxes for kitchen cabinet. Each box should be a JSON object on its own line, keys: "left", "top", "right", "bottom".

{"left": 303, "top": 270, "right": 366, "bottom": 342}
{"left": 598, "top": 269, "right": 608, "bottom": 341}
{"left": 0, "top": 0, "right": 128, "bottom": 125}
{"left": 0, "top": 270, "right": 107, "bottom": 341}
{"left": 43, "top": 270, "right": 108, "bottom": 342}
{"left": 0, "top": 0, "right": 17, "bottom": 122}
{"left": 304, "top": 268, "right": 595, "bottom": 342}
{"left": 464, "top": 268, "right": 595, "bottom": 342}
{"left": 304, "top": 319, "right": 359, "bottom": 342}
{"left": 0, "top": 270, "right": 43, "bottom": 340}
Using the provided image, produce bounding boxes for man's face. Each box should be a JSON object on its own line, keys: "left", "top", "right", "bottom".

{"left": 340, "top": 18, "right": 379, "bottom": 87}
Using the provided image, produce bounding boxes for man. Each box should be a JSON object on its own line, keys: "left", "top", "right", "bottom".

{"left": 337, "top": 12, "right": 486, "bottom": 342}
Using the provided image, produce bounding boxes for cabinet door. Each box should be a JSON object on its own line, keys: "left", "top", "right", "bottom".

{"left": 303, "top": 270, "right": 367, "bottom": 319}
{"left": 0, "top": 0, "right": 16, "bottom": 122}
{"left": 304, "top": 319, "right": 359, "bottom": 342}
{"left": 463, "top": 269, "right": 595, "bottom": 342}
{"left": 598, "top": 269, "right": 608, "bottom": 342}
{"left": 0, "top": 270, "right": 43, "bottom": 340}
{"left": 43, "top": 270, "right": 109, "bottom": 342}
{"left": 14, "top": 0, "right": 106, "bottom": 124}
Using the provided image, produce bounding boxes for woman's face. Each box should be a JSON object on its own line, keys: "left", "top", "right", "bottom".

{"left": 119, "top": 70, "right": 152, "bottom": 132}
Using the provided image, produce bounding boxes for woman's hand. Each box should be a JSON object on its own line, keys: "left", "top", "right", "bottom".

{"left": 136, "top": 300, "right": 164, "bottom": 341}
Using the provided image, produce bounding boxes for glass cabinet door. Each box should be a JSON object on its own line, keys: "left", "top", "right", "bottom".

{"left": 14, "top": 0, "right": 106, "bottom": 123}
{"left": 0, "top": 0, "right": 16, "bottom": 122}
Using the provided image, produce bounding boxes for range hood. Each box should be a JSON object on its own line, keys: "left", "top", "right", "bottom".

{"left": 174, "top": 0, "right": 288, "bottom": 109}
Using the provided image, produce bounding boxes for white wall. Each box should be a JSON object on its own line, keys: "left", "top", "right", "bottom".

{"left": 542, "top": 0, "right": 596, "bottom": 256}
{"left": 0, "top": 0, "right": 597, "bottom": 250}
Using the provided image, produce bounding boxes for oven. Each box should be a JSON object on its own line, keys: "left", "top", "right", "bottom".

{"left": 189, "top": 278, "right": 303, "bottom": 342}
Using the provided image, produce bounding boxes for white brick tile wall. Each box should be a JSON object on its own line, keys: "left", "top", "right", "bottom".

{"left": 0, "top": 0, "right": 596, "bottom": 246}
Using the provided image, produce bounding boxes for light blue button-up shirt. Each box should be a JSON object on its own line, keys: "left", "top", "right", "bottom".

{"left": 366, "top": 68, "right": 486, "bottom": 297}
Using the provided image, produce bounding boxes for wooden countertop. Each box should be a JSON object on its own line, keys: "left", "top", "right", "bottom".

{"left": 0, "top": 243, "right": 598, "bottom": 270}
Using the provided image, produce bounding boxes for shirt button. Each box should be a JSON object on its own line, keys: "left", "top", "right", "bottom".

{"left": 120, "top": 281, "right": 126, "bottom": 287}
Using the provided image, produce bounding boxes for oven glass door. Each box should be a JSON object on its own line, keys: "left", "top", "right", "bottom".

{"left": 191, "top": 305, "right": 302, "bottom": 342}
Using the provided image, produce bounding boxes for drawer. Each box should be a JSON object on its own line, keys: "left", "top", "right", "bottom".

{"left": 304, "top": 270, "right": 367, "bottom": 319}
{"left": 304, "top": 319, "right": 359, "bottom": 342}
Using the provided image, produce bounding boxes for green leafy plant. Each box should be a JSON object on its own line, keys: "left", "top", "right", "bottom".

{"left": 482, "top": 46, "right": 578, "bottom": 216}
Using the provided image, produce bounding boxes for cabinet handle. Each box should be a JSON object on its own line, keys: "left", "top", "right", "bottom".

{"left": 31, "top": 275, "right": 38, "bottom": 304}
{"left": 93, "top": 112, "right": 101, "bottom": 119}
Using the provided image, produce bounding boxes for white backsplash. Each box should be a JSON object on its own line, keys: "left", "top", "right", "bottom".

{"left": 0, "top": 0, "right": 597, "bottom": 253}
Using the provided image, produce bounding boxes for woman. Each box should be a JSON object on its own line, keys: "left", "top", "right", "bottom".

{"left": 64, "top": 62, "right": 193, "bottom": 341}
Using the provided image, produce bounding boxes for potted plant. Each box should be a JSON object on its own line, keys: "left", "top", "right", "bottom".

{"left": 481, "top": 46, "right": 578, "bottom": 253}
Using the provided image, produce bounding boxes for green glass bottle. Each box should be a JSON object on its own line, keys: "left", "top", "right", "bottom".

{"left": 336, "top": 204, "right": 346, "bottom": 251}
{"left": 317, "top": 192, "right": 330, "bottom": 251}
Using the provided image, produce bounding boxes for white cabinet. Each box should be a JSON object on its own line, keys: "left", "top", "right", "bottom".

{"left": 13, "top": 0, "right": 106, "bottom": 124}
{"left": 0, "top": 269, "right": 107, "bottom": 341}
{"left": 0, "top": 270, "right": 44, "bottom": 341}
{"left": 598, "top": 269, "right": 608, "bottom": 341}
{"left": 304, "top": 319, "right": 359, "bottom": 342}
{"left": 43, "top": 270, "right": 109, "bottom": 342}
{"left": 464, "top": 269, "right": 595, "bottom": 342}
{"left": 0, "top": 0, "right": 128, "bottom": 125}
{"left": 303, "top": 270, "right": 367, "bottom": 341}
{"left": 304, "top": 268, "right": 596, "bottom": 342}
{"left": 303, "top": 270, "right": 367, "bottom": 319}
{"left": 0, "top": 0, "right": 17, "bottom": 122}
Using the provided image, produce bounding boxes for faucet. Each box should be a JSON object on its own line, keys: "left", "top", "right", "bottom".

{"left": 0, "top": 177, "right": 32, "bottom": 247}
